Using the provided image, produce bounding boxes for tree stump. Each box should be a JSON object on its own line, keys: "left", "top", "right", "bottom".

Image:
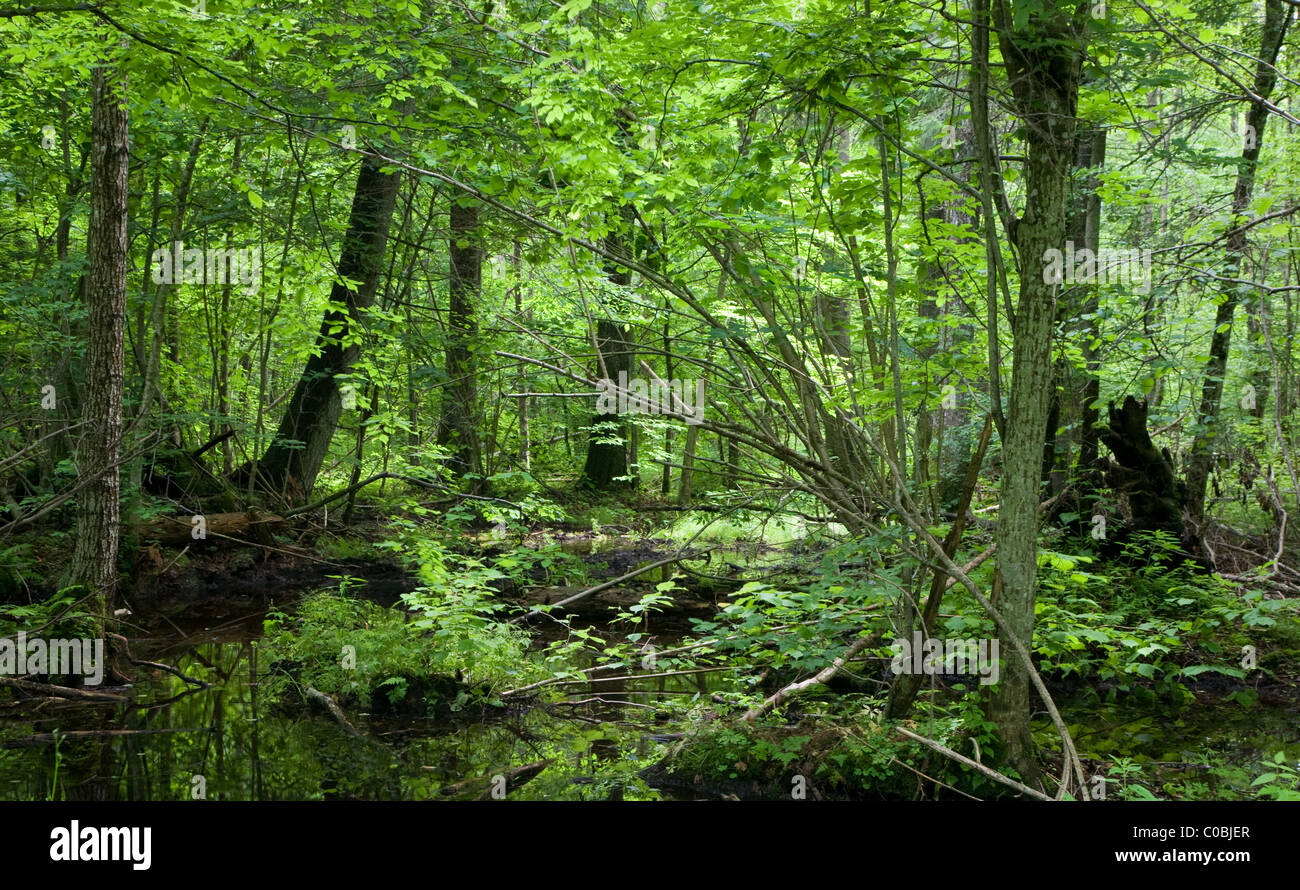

{"left": 1100, "top": 396, "right": 1198, "bottom": 554}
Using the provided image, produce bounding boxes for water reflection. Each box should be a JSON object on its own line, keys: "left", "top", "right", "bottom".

{"left": 0, "top": 622, "right": 717, "bottom": 801}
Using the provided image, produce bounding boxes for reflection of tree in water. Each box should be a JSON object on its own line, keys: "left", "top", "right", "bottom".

{"left": 2, "top": 632, "right": 696, "bottom": 801}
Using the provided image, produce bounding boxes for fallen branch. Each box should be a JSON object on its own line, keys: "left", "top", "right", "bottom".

{"left": 508, "top": 554, "right": 691, "bottom": 624}
{"left": 305, "top": 686, "right": 363, "bottom": 738}
{"left": 139, "top": 509, "right": 287, "bottom": 546}
{"left": 436, "top": 759, "right": 551, "bottom": 799}
{"left": 107, "top": 633, "right": 209, "bottom": 688}
{"left": 4, "top": 728, "right": 207, "bottom": 748}
{"left": 892, "top": 725, "right": 1054, "bottom": 801}
{"left": 743, "top": 632, "right": 883, "bottom": 723}
{"left": 509, "top": 505, "right": 733, "bottom": 624}
{"left": 0, "top": 676, "right": 126, "bottom": 702}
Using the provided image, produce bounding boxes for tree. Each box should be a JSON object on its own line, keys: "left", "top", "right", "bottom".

{"left": 986, "top": 0, "right": 1089, "bottom": 781}
{"left": 1183, "top": 0, "right": 1291, "bottom": 527}
{"left": 64, "top": 54, "right": 130, "bottom": 626}
{"left": 242, "top": 156, "right": 401, "bottom": 503}
{"left": 438, "top": 196, "right": 485, "bottom": 484}
{"left": 581, "top": 221, "right": 637, "bottom": 491}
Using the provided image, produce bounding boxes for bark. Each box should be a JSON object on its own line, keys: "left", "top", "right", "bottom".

{"left": 1075, "top": 129, "right": 1106, "bottom": 480}
{"left": 240, "top": 157, "right": 401, "bottom": 503}
{"left": 1047, "top": 126, "right": 1106, "bottom": 520}
{"left": 64, "top": 61, "right": 130, "bottom": 622}
{"left": 1184, "top": 0, "right": 1289, "bottom": 524}
{"left": 438, "top": 198, "right": 484, "bottom": 482}
{"left": 988, "top": 0, "right": 1087, "bottom": 783}
{"left": 1101, "top": 397, "right": 1190, "bottom": 546}
{"left": 581, "top": 221, "right": 636, "bottom": 489}
{"left": 677, "top": 423, "right": 699, "bottom": 505}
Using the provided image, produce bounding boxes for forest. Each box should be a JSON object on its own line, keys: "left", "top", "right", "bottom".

{"left": 0, "top": 0, "right": 1297, "bottom": 806}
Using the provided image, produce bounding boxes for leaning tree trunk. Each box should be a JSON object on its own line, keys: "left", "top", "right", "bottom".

{"left": 1184, "top": 0, "right": 1289, "bottom": 527}
{"left": 64, "top": 61, "right": 130, "bottom": 625}
{"left": 242, "top": 157, "right": 401, "bottom": 504}
{"left": 988, "top": 0, "right": 1086, "bottom": 784}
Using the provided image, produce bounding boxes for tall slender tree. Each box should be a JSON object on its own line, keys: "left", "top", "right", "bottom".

{"left": 1184, "top": 0, "right": 1291, "bottom": 526}
{"left": 987, "top": 0, "right": 1089, "bottom": 781}
{"left": 65, "top": 55, "right": 130, "bottom": 625}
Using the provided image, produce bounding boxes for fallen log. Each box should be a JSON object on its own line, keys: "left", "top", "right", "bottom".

{"left": 140, "top": 508, "right": 287, "bottom": 546}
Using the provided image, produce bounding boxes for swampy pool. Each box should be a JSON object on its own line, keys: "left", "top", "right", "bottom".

{"left": 1, "top": 554, "right": 1296, "bottom": 801}
{"left": 0, "top": 580, "right": 733, "bottom": 802}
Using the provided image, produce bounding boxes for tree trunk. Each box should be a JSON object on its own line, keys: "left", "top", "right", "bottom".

{"left": 988, "top": 0, "right": 1086, "bottom": 783}
{"left": 1184, "top": 0, "right": 1289, "bottom": 525}
{"left": 241, "top": 157, "right": 401, "bottom": 503}
{"left": 438, "top": 198, "right": 484, "bottom": 484}
{"left": 1101, "top": 397, "right": 1190, "bottom": 547}
{"left": 581, "top": 221, "right": 636, "bottom": 490}
{"left": 64, "top": 60, "right": 130, "bottom": 624}
{"left": 582, "top": 318, "right": 634, "bottom": 488}
{"left": 1047, "top": 126, "right": 1106, "bottom": 525}
{"left": 677, "top": 424, "right": 698, "bottom": 506}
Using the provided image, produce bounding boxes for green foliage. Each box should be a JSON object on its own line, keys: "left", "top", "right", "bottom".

{"left": 489, "top": 543, "right": 590, "bottom": 588}
{"left": 262, "top": 569, "right": 534, "bottom": 713}
{"left": 262, "top": 591, "right": 442, "bottom": 710}
{"left": 1250, "top": 751, "right": 1300, "bottom": 801}
{"left": 611, "top": 578, "right": 679, "bottom": 634}
{"left": 1030, "top": 533, "right": 1296, "bottom": 696}
{"left": 0, "top": 587, "right": 97, "bottom": 640}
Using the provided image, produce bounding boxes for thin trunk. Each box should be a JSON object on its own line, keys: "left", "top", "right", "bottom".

{"left": 988, "top": 0, "right": 1086, "bottom": 782}
{"left": 1184, "top": 0, "right": 1289, "bottom": 524}
{"left": 438, "top": 198, "right": 484, "bottom": 484}
{"left": 677, "top": 424, "right": 698, "bottom": 506}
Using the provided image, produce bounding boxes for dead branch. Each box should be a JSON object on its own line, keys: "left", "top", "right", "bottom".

{"left": 743, "top": 632, "right": 883, "bottom": 723}
{"left": 305, "top": 686, "right": 364, "bottom": 738}
{"left": 0, "top": 676, "right": 126, "bottom": 702}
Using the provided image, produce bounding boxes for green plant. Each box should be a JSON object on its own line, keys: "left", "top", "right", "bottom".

{"left": 1251, "top": 751, "right": 1300, "bottom": 800}
{"left": 612, "top": 578, "right": 679, "bottom": 634}
{"left": 46, "top": 728, "right": 64, "bottom": 802}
